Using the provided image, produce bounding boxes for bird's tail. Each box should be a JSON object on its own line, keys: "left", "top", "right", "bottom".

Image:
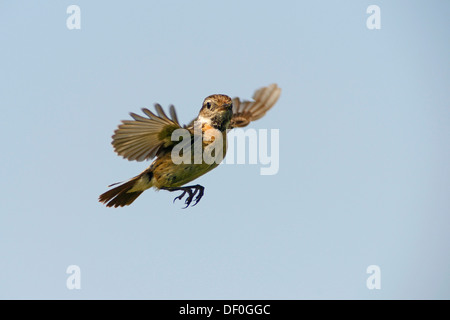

{"left": 99, "top": 172, "right": 152, "bottom": 208}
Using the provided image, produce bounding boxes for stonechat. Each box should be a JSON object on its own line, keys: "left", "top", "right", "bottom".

{"left": 99, "top": 84, "right": 281, "bottom": 208}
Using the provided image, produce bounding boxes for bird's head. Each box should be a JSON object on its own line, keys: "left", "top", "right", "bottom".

{"left": 197, "top": 94, "right": 233, "bottom": 131}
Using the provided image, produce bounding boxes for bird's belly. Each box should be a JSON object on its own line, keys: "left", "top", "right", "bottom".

{"left": 151, "top": 131, "right": 227, "bottom": 188}
{"left": 153, "top": 162, "right": 218, "bottom": 188}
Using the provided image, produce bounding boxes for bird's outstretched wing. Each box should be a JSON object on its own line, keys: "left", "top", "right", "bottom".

{"left": 230, "top": 83, "right": 281, "bottom": 128}
{"left": 112, "top": 104, "right": 183, "bottom": 161}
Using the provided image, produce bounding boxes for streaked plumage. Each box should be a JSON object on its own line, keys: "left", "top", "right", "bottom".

{"left": 99, "top": 83, "right": 281, "bottom": 208}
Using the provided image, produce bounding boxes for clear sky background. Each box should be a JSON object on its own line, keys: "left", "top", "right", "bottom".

{"left": 0, "top": 1, "right": 449, "bottom": 299}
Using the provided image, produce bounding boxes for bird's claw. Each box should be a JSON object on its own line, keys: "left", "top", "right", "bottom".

{"left": 173, "top": 190, "right": 188, "bottom": 203}
{"left": 169, "top": 185, "right": 205, "bottom": 208}
{"left": 192, "top": 187, "right": 204, "bottom": 207}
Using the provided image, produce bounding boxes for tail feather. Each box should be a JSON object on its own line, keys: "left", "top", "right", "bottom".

{"left": 99, "top": 176, "right": 144, "bottom": 208}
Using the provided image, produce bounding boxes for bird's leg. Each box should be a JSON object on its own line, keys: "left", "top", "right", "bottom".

{"left": 162, "top": 184, "right": 205, "bottom": 208}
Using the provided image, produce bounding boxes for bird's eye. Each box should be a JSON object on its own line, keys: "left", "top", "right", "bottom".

{"left": 206, "top": 102, "right": 211, "bottom": 109}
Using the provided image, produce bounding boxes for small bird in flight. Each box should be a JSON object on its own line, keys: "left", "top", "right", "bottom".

{"left": 99, "top": 84, "right": 281, "bottom": 208}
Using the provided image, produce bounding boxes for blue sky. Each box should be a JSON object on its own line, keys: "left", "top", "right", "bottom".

{"left": 0, "top": 1, "right": 449, "bottom": 299}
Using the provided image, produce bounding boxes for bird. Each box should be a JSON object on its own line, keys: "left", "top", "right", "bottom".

{"left": 99, "top": 83, "right": 281, "bottom": 208}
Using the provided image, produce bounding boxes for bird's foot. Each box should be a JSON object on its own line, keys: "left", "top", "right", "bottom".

{"left": 163, "top": 184, "right": 205, "bottom": 208}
